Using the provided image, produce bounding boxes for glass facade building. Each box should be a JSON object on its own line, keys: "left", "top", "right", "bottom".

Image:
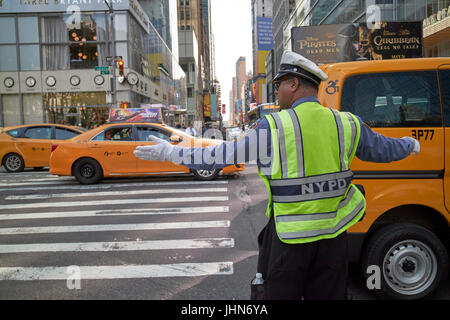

{"left": 0, "top": 1, "right": 186, "bottom": 128}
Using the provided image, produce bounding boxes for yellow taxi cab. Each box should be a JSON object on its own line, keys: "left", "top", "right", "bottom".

{"left": 0, "top": 124, "right": 86, "bottom": 173}
{"left": 317, "top": 57, "right": 450, "bottom": 299}
{"left": 49, "top": 122, "right": 245, "bottom": 184}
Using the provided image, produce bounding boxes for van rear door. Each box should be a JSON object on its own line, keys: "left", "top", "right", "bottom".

{"left": 339, "top": 70, "right": 445, "bottom": 175}
{"left": 439, "top": 64, "right": 450, "bottom": 213}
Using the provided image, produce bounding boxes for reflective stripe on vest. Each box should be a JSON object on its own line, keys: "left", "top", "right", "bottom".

{"left": 270, "top": 170, "right": 353, "bottom": 203}
{"left": 277, "top": 188, "right": 365, "bottom": 240}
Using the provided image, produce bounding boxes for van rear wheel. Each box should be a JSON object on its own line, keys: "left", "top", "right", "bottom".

{"left": 362, "top": 223, "right": 449, "bottom": 300}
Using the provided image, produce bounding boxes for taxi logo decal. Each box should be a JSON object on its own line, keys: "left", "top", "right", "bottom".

{"left": 104, "top": 151, "right": 129, "bottom": 157}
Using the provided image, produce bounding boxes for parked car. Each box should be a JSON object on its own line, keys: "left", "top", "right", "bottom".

{"left": 50, "top": 122, "right": 245, "bottom": 184}
{"left": 0, "top": 124, "right": 86, "bottom": 172}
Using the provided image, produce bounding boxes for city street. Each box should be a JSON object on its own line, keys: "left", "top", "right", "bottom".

{"left": 0, "top": 165, "right": 448, "bottom": 300}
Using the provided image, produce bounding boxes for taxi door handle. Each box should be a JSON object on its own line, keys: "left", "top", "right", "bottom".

{"left": 91, "top": 143, "right": 102, "bottom": 148}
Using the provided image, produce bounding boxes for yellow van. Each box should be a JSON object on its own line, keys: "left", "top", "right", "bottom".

{"left": 317, "top": 58, "right": 450, "bottom": 299}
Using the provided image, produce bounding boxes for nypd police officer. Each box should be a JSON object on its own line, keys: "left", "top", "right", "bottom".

{"left": 134, "top": 51, "right": 420, "bottom": 300}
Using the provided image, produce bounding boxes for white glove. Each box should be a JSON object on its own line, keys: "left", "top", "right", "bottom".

{"left": 402, "top": 136, "right": 420, "bottom": 156}
{"left": 134, "top": 135, "right": 178, "bottom": 162}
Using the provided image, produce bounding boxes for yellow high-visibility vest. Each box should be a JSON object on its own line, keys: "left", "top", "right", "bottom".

{"left": 258, "top": 101, "right": 366, "bottom": 244}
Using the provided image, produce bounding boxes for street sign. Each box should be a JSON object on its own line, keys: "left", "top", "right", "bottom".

{"left": 95, "top": 66, "right": 110, "bottom": 71}
{"left": 100, "top": 70, "right": 110, "bottom": 75}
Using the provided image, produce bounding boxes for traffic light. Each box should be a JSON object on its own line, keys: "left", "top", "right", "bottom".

{"left": 118, "top": 59, "right": 124, "bottom": 77}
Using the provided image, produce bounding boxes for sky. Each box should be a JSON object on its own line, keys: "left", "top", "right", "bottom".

{"left": 211, "top": 0, "right": 253, "bottom": 123}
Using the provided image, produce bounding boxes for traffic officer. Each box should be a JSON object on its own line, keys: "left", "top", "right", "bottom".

{"left": 133, "top": 51, "right": 420, "bottom": 300}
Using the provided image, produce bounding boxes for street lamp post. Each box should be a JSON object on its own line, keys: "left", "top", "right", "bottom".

{"left": 104, "top": 0, "right": 117, "bottom": 106}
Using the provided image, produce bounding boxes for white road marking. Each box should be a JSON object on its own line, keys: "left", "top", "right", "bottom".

{"left": 0, "top": 196, "right": 229, "bottom": 210}
{"left": 0, "top": 262, "right": 234, "bottom": 280}
{"left": 0, "top": 220, "right": 230, "bottom": 235}
{"left": 0, "top": 206, "right": 229, "bottom": 221}
{"left": 5, "top": 188, "right": 228, "bottom": 200}
{"left": 0, "top": 179, "right": 228, "bottom": 190}
{"left": 0, "top": 238, "right": 235, "bottom": 253}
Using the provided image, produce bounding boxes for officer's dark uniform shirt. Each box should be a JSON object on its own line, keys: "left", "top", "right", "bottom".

{"left": 179, "top": 97, "right": 413, "bottom": 170}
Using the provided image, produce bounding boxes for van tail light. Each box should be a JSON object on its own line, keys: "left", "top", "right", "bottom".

{"left": 51, "top": 144, "right": 59, "bottom": 152}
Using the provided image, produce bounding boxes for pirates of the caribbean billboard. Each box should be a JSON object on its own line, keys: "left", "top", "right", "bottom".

{"left": 291, "top": 22, "right": 423, "bottom": 64}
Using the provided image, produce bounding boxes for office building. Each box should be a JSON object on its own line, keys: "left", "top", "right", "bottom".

{"left": 251, "top": 0, "right": 273, "bottom": 105}
{"left": 0, "top": 0, "right": 187, "bottom": 128}
{"left": 177, "top": 0, "right": 213, "bottom": 124}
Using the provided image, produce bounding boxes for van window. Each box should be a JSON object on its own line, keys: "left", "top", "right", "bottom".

{"left": 439, "top": 70, "right": 450, "bottom": 127}
{"left": 341, "top": 71, "right": 442, "bottom": 128}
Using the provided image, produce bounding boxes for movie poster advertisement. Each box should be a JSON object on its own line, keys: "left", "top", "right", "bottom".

{"left": 109, "top": 108, "right": 161, "bottom": 123}
{"left": 291, "top": 22, "right": 423, "bottom": 64}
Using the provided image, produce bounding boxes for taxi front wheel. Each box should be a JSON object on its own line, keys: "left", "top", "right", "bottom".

{"left": 192, "top": 169, "right": 219, "bottom": 181}
{"left": 3, "top": 153, "right": 25, "bottom": 173}
{"left": 73, "top": 158, "right": 103, "bottom": 184}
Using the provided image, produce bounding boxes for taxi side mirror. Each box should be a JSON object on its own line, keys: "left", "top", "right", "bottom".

{"left": 170, "top": 135, "right": 183, "bottom": 143}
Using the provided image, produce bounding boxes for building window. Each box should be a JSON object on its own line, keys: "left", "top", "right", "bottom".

{"left": 0, "top": 17, "right": 16, "bottom": 44}
{"left": 187, "top": 87, "right": 193, "bottom": 98}
{"left": 69, "top": 43, "right": 105, "bottom": 70}
{"left": 20, "top": 45, "right": 40, "bottom": 71}
{"left": 0, "top": 45, "right": 18, "bottom": 71}
{"left": 18, "top": 17, "right": 39, "bottom": 43}
{"left": 114, "top": 14, "right": 128, "bottom": 41}
{"left": 42, "top": 45, "right": 70, "bottom": 70}
{"left": 2, "top": 95, "right": 20, "bottom": 127}
{"left": 41, "top": 14, "right": 107, "bottom": 70}
{"left": 23, "top": 94, "right": 44, "bottom": 124}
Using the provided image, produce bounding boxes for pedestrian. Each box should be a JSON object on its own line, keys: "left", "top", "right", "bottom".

{"left": 186, "top": 123, "right": 196, "bottom": 137}
{"left": 133, "top": 51, "right": 420, "bottom": 300}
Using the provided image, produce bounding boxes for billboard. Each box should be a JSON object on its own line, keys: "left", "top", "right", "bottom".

{"left": 109, "top": 108, "right": 161, "bottom": 123}
{"left": 203, "top": 94, "right": 211, "bottom": 117}
{"left": 257, "top": 17, "right": 274, "bottom": 51}
{"left": 291, "top": 22, "right": 423, "bottom": 64}
{"left": 211, "top": 94, "right": 217, "bottom": 119}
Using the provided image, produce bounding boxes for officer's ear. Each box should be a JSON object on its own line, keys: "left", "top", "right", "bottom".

{"left": 290, "top": 77, "right": 301, "bottom": 92}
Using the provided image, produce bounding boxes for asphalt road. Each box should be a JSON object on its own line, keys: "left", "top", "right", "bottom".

{"left": 0, "top": 165, "right": 448, "bottom": 300}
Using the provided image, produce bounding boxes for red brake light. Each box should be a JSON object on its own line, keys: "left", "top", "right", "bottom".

{"left": 51, "top": 144, "right": 59, "bottom": 152}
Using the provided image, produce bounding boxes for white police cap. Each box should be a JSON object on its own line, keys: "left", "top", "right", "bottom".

{"left": 273, "top": 51, "right": 328, "bottom": 86}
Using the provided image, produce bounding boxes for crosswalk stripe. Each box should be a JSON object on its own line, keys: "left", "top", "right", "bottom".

{"left": 0, "top": 238, "right": 235, "bottom": 253}
{"left": 0, "top": 220, "right": 230, "bottom": 235}
{"left": 0, "top": 181, "right": 74, "bottom": 187}
{"left": 0, "top": 196, "right": 229, "bottom": 210}
{"left": 0, "top": 206, "right": 229, "bottom": 221}
{"left": 0, "top": 179, "right": 228, "bottom": 190}
{"left": 0, "top": 177, "right": 73, "bottom": 183}
{"left": 0, "top": 262, "right": 234, "bottom": 280}
{"left": 5, "top": 188, "right": 228, "bottom": 200}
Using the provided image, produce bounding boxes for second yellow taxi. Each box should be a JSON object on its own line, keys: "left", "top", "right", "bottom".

{"left": 49, "top": 122, "right": 245, "bottom": 184}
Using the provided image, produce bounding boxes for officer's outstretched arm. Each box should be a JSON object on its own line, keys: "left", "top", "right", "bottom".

{"left": 355, "top": 118, "right": 420, "bottom": 163}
